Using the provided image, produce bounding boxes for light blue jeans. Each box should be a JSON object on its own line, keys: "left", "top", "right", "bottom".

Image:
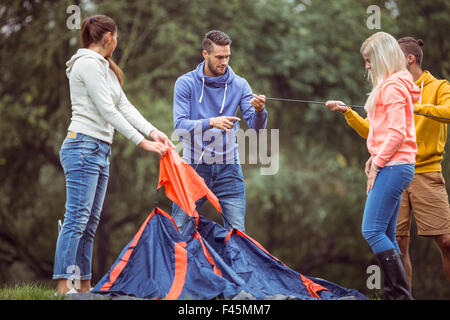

{"left": 362, "top": 164, "right": 415, "bottom": 254}
{"left": 53, "top": 133, "right": 111, "bottom": 280}
{"left": 171, "top": 162, "right": 246, "bottom": 232}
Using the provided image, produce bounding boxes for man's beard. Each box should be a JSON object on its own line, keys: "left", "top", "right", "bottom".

{"left": 206, "top": 59, "right": 226, "bottom": 76}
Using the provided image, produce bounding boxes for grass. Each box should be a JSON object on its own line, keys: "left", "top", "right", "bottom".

{"left": 0, "top": 283, "right": 63, "bottom": 300}
{"left": 1, "top": 282, "right": 377, "bottom": 300}
{"left": 0, "top": 282, "right": 113, "bottom": 300}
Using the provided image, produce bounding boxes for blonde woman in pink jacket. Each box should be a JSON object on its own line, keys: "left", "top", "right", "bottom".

{"left": 326, "top": 32, "right": 420, "bottom": 299}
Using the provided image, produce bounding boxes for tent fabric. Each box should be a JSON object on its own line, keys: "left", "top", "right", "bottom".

{"left": 193, "top": 215, "right": 365, "bottom": 300}
{"left": 92, "top": 151, "right": 366, "bottom": 300}
{"left": 158, "top": 148, "right": 222, "bottom": 223}
{"left": 94, "top": 208, "right": 243, "bottom": 299}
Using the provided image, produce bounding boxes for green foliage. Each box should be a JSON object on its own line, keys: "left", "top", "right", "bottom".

{"left": 1, "top": 0, "right": 449, "bottom": 299}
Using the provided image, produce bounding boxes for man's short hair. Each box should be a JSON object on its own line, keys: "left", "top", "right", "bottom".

{"left": 202, "top": 30, "right": 232, "bottom": 53}
{"left": 398, "top": 37, "right": 424, "bottom": 66}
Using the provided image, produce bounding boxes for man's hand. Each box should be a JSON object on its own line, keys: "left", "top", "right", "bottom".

{"left": 209, "top": 116, "right": 240, "bottom": 132}
{"left": 250, "top": 94, "right": 266, "bottom": 112}
{"left": 150, "top": 129, "right": 175, "bottom": 149}
{"left": 325, "top": 100, "right": 350, "bottom": 113}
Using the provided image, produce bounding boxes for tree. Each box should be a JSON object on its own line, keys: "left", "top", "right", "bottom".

{"left": 0, "top": 0, "right": 449, "bottom": 298}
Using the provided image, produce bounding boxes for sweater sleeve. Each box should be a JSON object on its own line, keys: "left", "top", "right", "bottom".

{"left": 414, "top": 80, "right": 450, "bottom": 123}
{"left": 117, "top": 89, "right": 156, "bottom": 137}
{"left": 239, "top": 79, "right": 267, "bottom": 130}
{"left": 372, "top": 84, "right": 408, "bottom": 168}
{"left": 173, "top": 77, "right": 210, "bottom": 136}
{"left": 78, "top": 58, "right": 144, "bottom": 145}
{"left": 343, "top": 108, "right": 369, "bottom": 139}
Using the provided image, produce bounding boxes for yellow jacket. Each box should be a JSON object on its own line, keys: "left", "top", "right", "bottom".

{"left": 344, "top": 70, "right": 450, "bottom": 173}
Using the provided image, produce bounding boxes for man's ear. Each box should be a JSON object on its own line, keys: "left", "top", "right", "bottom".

{"left": 202, "top": 49, "right": 208, "bottom": 60}
{"left": 407, "top": 54, "right": 416, "bottom": 65}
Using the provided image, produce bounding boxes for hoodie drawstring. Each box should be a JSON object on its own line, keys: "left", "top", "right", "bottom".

{"left": 219, "top": 82, "right": 228, "bottom": 114}
{"left": 198, "top": 77, "right": 205, "bottom": 103}
{"left": 198, "top": 77, "right": 228, "bottom": 114}
{"left": 419, "top": 81, "right": 424, "bottom": 105}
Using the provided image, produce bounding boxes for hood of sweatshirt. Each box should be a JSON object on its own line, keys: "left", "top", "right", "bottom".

{"left": 386, "top": 70, "right": 421, "bottom": 104}
{"left": 416, "top": 70, "right": 436, "bottom": 87}
{"left": 415, "top": 70, "right": 437, "bottom": 104}
{"left": 195, "top": 61, "right": 236, "bottom": 114}
{"left": 66, "top": 48, "right": 108, "bottom": 78}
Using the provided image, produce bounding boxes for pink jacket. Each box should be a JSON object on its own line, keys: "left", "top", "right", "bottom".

{"left": 367, "top": 70, "right": 421, "bottom": 168}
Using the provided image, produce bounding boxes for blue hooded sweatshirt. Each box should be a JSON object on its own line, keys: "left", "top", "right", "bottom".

{"left": 173, "top": 61, "right": 268, "bottom": 164}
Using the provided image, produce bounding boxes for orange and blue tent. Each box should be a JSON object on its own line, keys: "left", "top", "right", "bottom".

{"left": 92, "top": 149, "right": 366, "bottom": 300}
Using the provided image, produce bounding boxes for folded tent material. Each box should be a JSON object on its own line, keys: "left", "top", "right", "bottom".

{"left": 158, "top": 147, "right": 222, "bottom": 224}
{"left": 92, "top": 149, "right": 366, "bottom": 300}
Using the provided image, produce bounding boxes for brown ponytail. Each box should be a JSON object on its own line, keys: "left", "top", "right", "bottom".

{"left": 80, "top": 15, "right": 124, "bottom": 85}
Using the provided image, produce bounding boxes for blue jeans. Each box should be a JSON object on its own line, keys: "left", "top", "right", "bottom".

{"left": 171, "top": 162, "right": 246, "bottom": 232}
{"left": 53, "top": 133, "right": 111, "bottom": 280}
{"left": 362, "top": 164, "right": 415, "bottom": 254}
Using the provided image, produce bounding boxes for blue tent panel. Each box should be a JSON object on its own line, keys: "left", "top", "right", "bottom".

{"left": 93, "top": 208, "right": 366, "bottom": 300}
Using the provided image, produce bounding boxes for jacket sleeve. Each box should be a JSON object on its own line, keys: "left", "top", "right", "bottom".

{"left": 78, "top": 58, "right": 144, "bottom": 145}
{"left": 173, "top": 77, "right": 210, "bottom": 136}
{"left": 343, "top": 108, "right": 369, "bottom": 139}
{"left": 239, "top": 79, "right": 268, "bottom": 130}
{"left": 117, "top": 89, "right": 156, "bottom": 136}
{"left": 414, "top": 80, "right": 450, "bottom": 123}
{"left": 372, "top": 84, "right": 408, "bottom": 168}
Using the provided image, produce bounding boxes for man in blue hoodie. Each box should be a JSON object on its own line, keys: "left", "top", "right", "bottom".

{"left": 172, "top": 30, "right": 268, "bottom": 232}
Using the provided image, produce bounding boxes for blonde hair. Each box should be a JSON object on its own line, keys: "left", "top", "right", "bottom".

{"left": 361, "top": 32, "right": 407, "bottom": 113}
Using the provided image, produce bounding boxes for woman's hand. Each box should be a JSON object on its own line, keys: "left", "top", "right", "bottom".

{"left": 149, "top": 129, "right": 175, "bottom": 149}
{"left": 365, "top": 156, "right": 373, "bottom": 177}
{"left": 366, "top": 161, "right": 380, "bottom": 195}
{"left": 325, "top": 100, "right": 350, "bottom": 113}
{"left": 138, "top": 138, "right": 169, "bottom": 157}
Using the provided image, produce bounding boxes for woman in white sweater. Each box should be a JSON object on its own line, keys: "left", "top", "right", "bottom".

{"left": 53, "top": 15, "right": 173, "bottom": 295}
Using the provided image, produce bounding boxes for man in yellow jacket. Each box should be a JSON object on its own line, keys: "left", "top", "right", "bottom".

{"left": 326, "top": 37, "right": 450, "bottom": 287}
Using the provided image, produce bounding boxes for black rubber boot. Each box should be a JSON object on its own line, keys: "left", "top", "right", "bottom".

{"left": 376, "top": 249, "right": 413, "bottom": 300}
